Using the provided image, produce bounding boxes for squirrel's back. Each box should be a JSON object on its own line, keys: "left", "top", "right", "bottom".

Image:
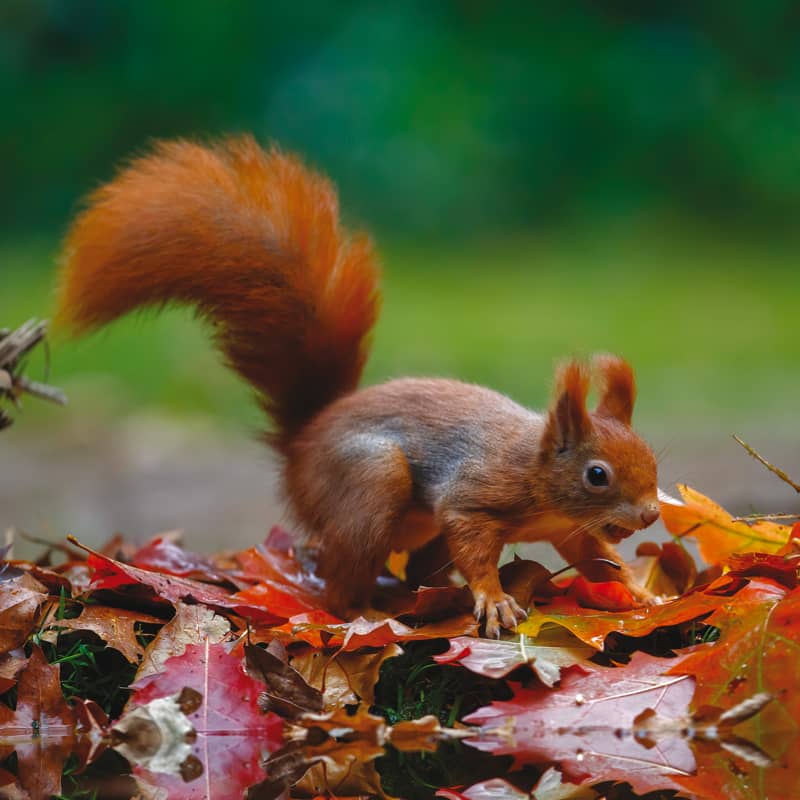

{"left": 57, "top": 136, "right": 381, "bottom": 449}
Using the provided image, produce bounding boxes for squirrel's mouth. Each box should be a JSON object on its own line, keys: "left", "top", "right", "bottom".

{"left": 602, "top": 523, "right": 634, "bottom": 543}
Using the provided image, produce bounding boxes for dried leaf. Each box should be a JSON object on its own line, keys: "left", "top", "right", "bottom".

{"left": 291, "top": 644, "right": 403, "bottom": 708}
{"left": 244, "top": 643, "right": 324, "bottom": 719}
{"left": 136, "top": 602, "right": 231, "bottom": 680}
{"left": 0, "top": 572, "right": 48, "bottom": 651}
{"left": 41, "top": 604, "right": 164, "bottom": 663}
{"left": 500, "top": 558, "right": 561, "bottom": 605}
{"left": 0, "top": 650, "right": 26, "bottom": 693}
{"left": 292, "top": 739, "right": 389, "bottom": 799}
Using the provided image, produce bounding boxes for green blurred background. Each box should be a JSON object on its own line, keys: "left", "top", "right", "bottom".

{"left": 2, "top": 1, "right": 798, "bottom": 550}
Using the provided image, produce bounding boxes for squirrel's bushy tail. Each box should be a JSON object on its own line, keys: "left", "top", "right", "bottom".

{"left": 56, "top": 136, "right": 380, "bottom": 450}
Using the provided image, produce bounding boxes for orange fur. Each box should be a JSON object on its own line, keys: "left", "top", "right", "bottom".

{"left": 57, "top": 136, "right": 380, "bottom": 447}
{"left": 593, "top": 354, "right": 636, "bottom": 425}
{"left": 541, "top": 359, "right": 591, "bottom": 451}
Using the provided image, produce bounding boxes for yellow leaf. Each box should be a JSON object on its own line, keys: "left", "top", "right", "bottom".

{"left": 386, "top": 549, "right": 409, "bottom": 581}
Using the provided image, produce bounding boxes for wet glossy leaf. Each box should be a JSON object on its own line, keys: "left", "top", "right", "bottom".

{"left": 464, "top": 652, "right": 695, "bottom": 794}
{"left": 519, "top": 575, "right": 741, "bottom": 649}
{"left": 437, "top": 768, "right": 597, "bottom": 799}
{"left": 0, "top": 645, "right": 76, "bottom": 799}
{"left": 83, "top": 545, "right": 284, "bottom": 624}
{"left": 231, "top": 527, "right": 325, "bottom": 609}
{"left": 121, "top": 640, "right": 284, "bottom": 799}
{"left": 131, "top": 536, "right": 231, "bottom": 584}
{"left": 259, "top": 608, "right": 343, "bottom": 648}
{"left": 434, "top": 632, "right": 594, "bottom": 687}
{"left": 313, "top": 613, "right": 478, "bottom": 651}
{"left": 726, "top": 551, "right": 799, "bottom": 589}
{"left": 437, "top": 778, "right": 529, "bottom": 800}
{"left": 566, "top": 577, "right": 636, "bottom": 611}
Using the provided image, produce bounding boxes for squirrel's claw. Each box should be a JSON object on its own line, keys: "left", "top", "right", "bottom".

{"left": 474, "top": 592, "right": 528, "bottom": 639}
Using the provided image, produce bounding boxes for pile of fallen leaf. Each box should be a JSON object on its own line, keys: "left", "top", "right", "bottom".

{"left": 1, "top": 485, "right": 799, "bottom": 800}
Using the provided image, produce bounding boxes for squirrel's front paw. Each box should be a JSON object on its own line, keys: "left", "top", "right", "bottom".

{"left": 473, "top": 591, "right": 527, "bottom": 639}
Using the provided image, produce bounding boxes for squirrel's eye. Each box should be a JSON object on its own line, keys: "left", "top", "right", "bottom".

{"left": 583, "top": 460, "right": 614, "bottom": 493}
{"left": 587, "top": 465, "right": 607, "bottom": 485}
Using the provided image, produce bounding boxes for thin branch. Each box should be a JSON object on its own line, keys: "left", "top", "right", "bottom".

{"left": 14, "top": 376, "right": 68, "bottom": 406}
{"left": 733, "top": 434, "right": 800, "bottom": 494}
{"left": 732, "top": 512, "right": 800, "bottom": 523}
{"left": 0, "top": 319, "right": 68, "bottom": 428}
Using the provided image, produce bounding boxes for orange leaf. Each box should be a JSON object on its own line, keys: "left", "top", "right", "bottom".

{"left": 519, "top": 574, "right": 742, "bottom": 649}
{"left": 660, "top": 484, "right": 792, "bottom": 565}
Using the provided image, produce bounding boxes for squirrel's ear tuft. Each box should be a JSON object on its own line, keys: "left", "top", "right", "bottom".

{"left": 593, "top": 354, "right": 636, "bottom": 426}
{"left": 543, "top": 360, "right": 591, "bottom": 452}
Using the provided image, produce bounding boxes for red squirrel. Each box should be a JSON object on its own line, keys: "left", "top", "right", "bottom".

{"left": 56, "top": 136, "right": 659, "bottom": 637}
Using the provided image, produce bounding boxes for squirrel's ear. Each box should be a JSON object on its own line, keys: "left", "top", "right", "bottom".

{"left": 543, "top": 360, "right": 591, "bottom": 452}
{"left": 594, "top": 354, "right": 636, "bottom": 426}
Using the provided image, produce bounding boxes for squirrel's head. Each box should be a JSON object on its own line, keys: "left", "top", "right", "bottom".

{"left": 539, "top": 355, "right": 658, "bottom": 543}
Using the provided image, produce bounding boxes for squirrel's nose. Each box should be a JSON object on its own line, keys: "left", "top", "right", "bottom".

{"left": 640, "top": 503, "right": 660, "bottom": 527}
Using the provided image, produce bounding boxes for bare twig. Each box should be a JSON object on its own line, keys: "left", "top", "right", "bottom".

{"left": 0, "top": 319, "right": 67, "bottom": 429}
{"left": 733, "top": 435, "right": 800, "bottom": 494}
{"left": 0, "top": 318, "right": 47, "bottom": 364}
{"left": 14, "top": 376, "right": 68, "bottom": 406}
{"left": 732, "top": 512, "right": 800, "bottom": 523}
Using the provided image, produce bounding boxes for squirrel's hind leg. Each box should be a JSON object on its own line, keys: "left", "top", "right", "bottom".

{"left": 289, "top": 437, "right": 414, "bottom": 617}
